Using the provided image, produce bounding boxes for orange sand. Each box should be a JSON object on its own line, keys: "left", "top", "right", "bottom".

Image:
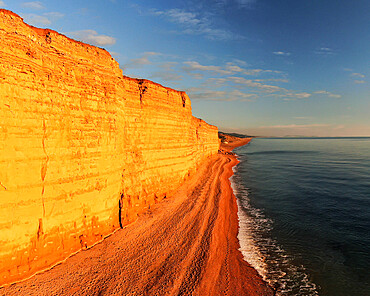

{"left": 0, "top": 137, "right": 273, "bottom": 295}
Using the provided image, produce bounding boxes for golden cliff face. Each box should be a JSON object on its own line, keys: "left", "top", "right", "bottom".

{"left": 0, "top": 9, "right": 219, "bottom": 285}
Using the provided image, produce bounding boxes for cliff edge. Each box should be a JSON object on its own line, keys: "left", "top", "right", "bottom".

{"left": 0, "top": 9, "right": 219, "bottom": 286}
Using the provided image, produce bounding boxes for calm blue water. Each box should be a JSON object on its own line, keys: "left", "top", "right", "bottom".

{"left": 232, "top": 138, "right": 370, "bottom": 296}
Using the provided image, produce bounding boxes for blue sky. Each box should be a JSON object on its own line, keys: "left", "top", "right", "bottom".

{"left": 1, "top": 0, "right": 369, "bottom": 136}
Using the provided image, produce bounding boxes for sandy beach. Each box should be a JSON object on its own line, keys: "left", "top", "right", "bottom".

{"left": 1, "top": 137, "right": 273, "bottom": 296}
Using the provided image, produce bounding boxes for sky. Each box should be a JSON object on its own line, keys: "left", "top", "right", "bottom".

{"left": 1, "top": 0, "right": 369, "bottom": 136}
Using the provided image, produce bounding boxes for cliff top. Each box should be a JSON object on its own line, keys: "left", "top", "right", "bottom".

{"left": 0, "top": 9, "right": 112, "bottom": 57}
{"left": 0, "top": 9, "right": 191, "bottom": 98}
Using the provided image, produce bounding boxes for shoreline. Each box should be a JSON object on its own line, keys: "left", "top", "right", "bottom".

{"left": 227, "top": 139, "right": 269, "bottom": 281}
{"left": 219, "top": 137, "right": 275, "bottom": 295}
{"left": 1, "top": 137, "right": 273, "bottom": 296}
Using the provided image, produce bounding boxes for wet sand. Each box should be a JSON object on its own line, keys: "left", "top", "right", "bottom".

{"left": 1, "top": 137, "right": 273, "bottom": 296}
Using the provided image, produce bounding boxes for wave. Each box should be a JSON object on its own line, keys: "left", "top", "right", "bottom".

{"left": 231, "top": 165, "right": 319, "bottom": 295}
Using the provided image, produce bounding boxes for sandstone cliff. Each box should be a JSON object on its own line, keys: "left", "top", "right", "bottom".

{"left": 0, "top": 9, "right": 219, "bottom": 286}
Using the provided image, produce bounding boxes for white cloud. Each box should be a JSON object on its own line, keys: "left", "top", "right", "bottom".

{"left": 345, "top": 69, "right": 366, "bottom": 84}
{"left": 285, "top": 92, "right": 312, "bottom": 99}
{"left": 204, "top": 0, "right": 256, "bottom": 9}
{"left": 187, "top": 88, "right": 257, "bottom": 101}
{"left": 159, "top": 62, "right": 178, "bottom": 70}
{"left": 182, "top": 61, "right": 231, "bottom": 75}
{"left": 109, "top": 52, "right": 121, "bottom": 58}
{"left": 187, "top": 89, "right": 230, "bottom": 101}
{"left": 188, "top": 73, "right": 204, "bottom": 79}
{"left": 203, "top": 73, "right": 338, "bottom": 100}
{"left": 123, "top": 52, "right": 160, "bottom": 69}
{"left": 206, "top": 78, "right": 228, "bottom": 86}
{"left": 315, "top": 47, "right": 334, "bottom": 55}
{"left": 21, "top": 1, "right": 44, "bottom": 10}
{"left": 154, "top": 9, "right": 201, "bottom": 26}
{"left": 243, "top": 69, "right": 262, "bottom": 75}
{"left": 230, "top": 90, "right": 257, "bottom": 101}
{"left": 182, "top": 61, "right": 283, "bottom": 78}
{"left": 0, "top": 1, "right": 6, "bottom": 7}
{"left": 273, "top": 51, "right": 291, "bottom": 56}
{"left": 150, "top": 62, "right": 182, "bottom": 81}
{"left": 151, "top": 71, "right": 182, "bottom": 81}
{"left": 254, "top": 78, "right": 289, "bottom": 83}
{"left": 243, "top": 69, "right": 282, "bottom": 76}
{"left": 313, "top": 90, "right": 341, "bottom": 98}
{"left": 22, "top": 13, "right": 51, "bottom": 26}
{"left": 351, "top": 72, "right": 365, "bottom": 78}
{"left": 21, "top": 11, "right": 63, "bottom": 27}
{"left": 67, "top": 30, "right": 116, "bottom": 46}
{"left": 225, "top": 62, "right": 244, "bottom": 72}
{"left": 232, "top": 59, "right": 248, "bottom": 66}
{"left": 43, "top": 12, "right": 64, "bottom": 19}
{"left": 151, "top": 8, "right": 242, "bottom": 40}
{"left": 276, "top": 90, "right": 341, "bottom": 100}
{"left": 235, "top": 0, "right": 256, "bottom": 8}
{"left": 227, "top": 76, "right": 285, "bottom": 92}
{"left": 215, "top": 0, "right": 228, "bottom": 6}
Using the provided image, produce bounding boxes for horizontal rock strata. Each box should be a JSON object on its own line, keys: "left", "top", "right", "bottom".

{"left": 0, "top": 9, "right": 219, "bottom": 286}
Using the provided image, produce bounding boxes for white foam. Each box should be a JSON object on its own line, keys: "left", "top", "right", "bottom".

{"left": 230, "top": 172, "right": 319, "bottom": 295}
{"left": 230, "top": 173, "right": 269, "bottom": 279}
{"left": 236, "top": 198, "right": 269, "bottom": 278}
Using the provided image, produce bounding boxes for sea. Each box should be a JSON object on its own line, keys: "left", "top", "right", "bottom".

{"left": 231, "top": 137, "right": 370, "bottom": 296}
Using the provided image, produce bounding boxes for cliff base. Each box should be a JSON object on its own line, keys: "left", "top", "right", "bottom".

{"left": 1, "top": 138, "right": 273, "bottom": 296}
